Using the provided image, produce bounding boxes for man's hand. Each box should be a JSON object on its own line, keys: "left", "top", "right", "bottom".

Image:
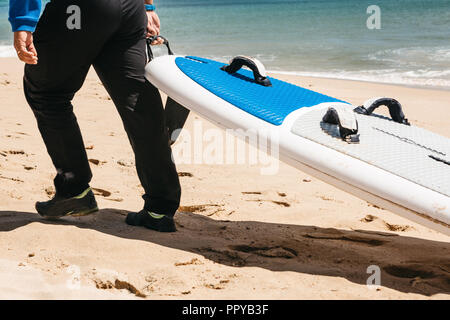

{"left": 146, "top": 11, "right": 164, "bottom": 45}
{"left": 14, "top": 31, "right": 38, "bottom": 65}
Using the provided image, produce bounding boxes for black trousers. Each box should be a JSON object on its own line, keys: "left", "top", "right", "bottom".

{"left": 24, "top": 0, "right": 181, "bottom": 217}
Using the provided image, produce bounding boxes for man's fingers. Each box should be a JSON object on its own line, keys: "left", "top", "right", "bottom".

{"left": 28, "top": 42, "right": 38, "bottom": 57}
{"left": 15, "top": 40, "right": 36, "bottom": 59}
{"left": 17, "top": 47, "right": 34, "bottom": 58}
{"left": 18, "top": 53, "right": 37, "bottom": 64}
{"left": 23, "top": 58, "right": 37, "bottom": 64}
{"left": 147, "top": 23, "right": 157, "bottom": 36}
{"left": 16, "top": 45, "right": 37, "bottom": 64}
{"left": 19, "top": 54, "right": 38, "bottom": 64}
{"left": 151, "top": 38, "right": 164, "bottom": 45}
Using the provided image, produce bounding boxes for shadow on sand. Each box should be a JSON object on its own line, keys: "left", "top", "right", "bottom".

{"left": 1, "top": 209, "right": 449, "bottom": 296}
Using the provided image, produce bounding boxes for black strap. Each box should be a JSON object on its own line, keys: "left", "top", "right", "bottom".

{"left": 322, "top": 107, "right": 360, "bottom": 143}
{"left": 220, "top": 56, "right": 272, "bottom": 87}
{"left": 145, "top": 36, "right": 191, "bottom": 146}
{"left": 354, "top": 97, "right": 410, "bottom": 125}
{"left": 146, "top": 35, "right": 174, "bottom": 62}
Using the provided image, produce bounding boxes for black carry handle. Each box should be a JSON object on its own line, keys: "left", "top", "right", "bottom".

{"left": 354, "top": 97, "right": 410, "bottom": 125}
{"left": 146, "top": 35, "right": 174, "bottom": 62}
{"left": 145, "top": 35, "right": 190, "bottom": 145}
{"left": 322, "top": 107, "right": 360, "bottom": 143}
{"left": 220, "top": 56, "right": 272, "bottom": 87}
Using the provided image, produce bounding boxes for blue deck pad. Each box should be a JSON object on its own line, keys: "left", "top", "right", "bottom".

{"left": 175, "top": 56, "right": 348, "bottom": 126}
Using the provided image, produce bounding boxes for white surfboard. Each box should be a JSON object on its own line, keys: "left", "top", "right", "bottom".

{"left": 145, "top": 55, "right": 450, "bottom": 236}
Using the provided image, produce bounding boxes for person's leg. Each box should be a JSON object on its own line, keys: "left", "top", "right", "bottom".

{"left": 93, "top": 0, "right": 181, "bottom": 221}
{"left": 24, "top": 0, "right": 121, "bottom": 214}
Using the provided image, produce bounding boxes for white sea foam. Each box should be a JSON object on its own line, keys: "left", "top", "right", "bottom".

{"left": 0, "top": 45, "right": 16, "bottom": 58}
{"left": 367, "top": 46, "right": 450, "bottom": 65}
{"left": 269, "top": 69, "right": 450, "bottom": 89}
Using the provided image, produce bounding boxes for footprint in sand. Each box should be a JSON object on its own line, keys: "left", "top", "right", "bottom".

{"left": 0, "top": 175, "right": 24, "bottom": 183}
{"left": 4, "top": 150, "right": 26, "bottom": 155}
{"left": 383, "top": 222, "right": 413, "bottom": 232}
{"left": 246, "top": 199, "right": 291, "bottom": 207}
{"left": 179, "top": 204, "right": 223, "bottom": 213}
{"left": 361, "top": 214, "right": 378, "bottom": 223}
{"left": 91, "top": 188, "right": 123, "bottom": 202}
{"left": 93, "top": 278, "right": 146, "bottom": 298}
{"left": 361, "top": 214, "right": 413, "bottom": 232}
{"left": 271, "top": 200, "right": 290, "bottom": 207}
{"left": 117, "top": 159, "right": 134, "bottom": 167}
{"left": 315, "top": 194, "right": 344, "bottom": 204}
{"left": 178, "top": 204, "right": 225, "bottom": 217}
{"left": 178, "top": 172, "right": 193, "bottom": 177}
{"left": 108, "top": 198, "right": 124, "bottom": 202}
{"left": 88, "top": 159, "right": 107, "bottom": 166}
{"left": 204, "top": 280, "right": 230, "bottom": 290}
{"left": 45, "top": 186, "right": 55, "bottom": 197}
{"left": 92, "top": 188, "right": 112, "bottom": 197}
{"left": 367, "top": 203, "right": 383, "bottom": 210}
{"left": 241, "top": 192, "right": 291, "bottom": 207}
{"left": 242, "top": 191, "right": 262, "bottom": 195}
{"left": 174, "top": 258, "right": 203, "bottom": 266}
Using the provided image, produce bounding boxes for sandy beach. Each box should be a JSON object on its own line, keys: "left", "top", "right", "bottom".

{"left": 0, "top": 57, "right": 449, "bottom": 299}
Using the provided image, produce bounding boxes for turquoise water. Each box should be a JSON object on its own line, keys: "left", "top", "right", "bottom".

{"left": 1, "top": 0, "right": 450, "bottom": 88}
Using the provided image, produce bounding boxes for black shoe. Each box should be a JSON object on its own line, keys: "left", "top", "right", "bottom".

{"left": 36, "top": 187, "right": 99, "bottom": 219}
{"left": 126, "top": 210, "right": 177, "bottom": 232}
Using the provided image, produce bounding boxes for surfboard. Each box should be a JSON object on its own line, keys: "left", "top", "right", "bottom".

{"left": 145, "top": 55, "right": 450, "bottom": 236}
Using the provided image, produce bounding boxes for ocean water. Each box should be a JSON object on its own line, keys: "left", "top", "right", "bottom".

{"left": 1, "top": 0, "right": 450, "bottom": 88}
